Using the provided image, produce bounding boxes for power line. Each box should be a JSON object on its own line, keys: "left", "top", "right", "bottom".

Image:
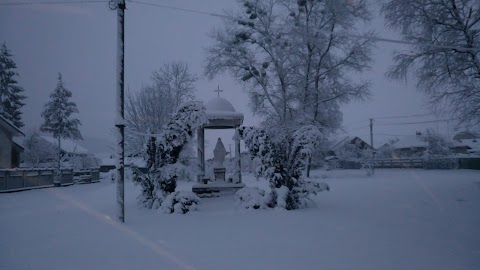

{"left": 2, "top": 0, "right": 479, "bottom": 53}
{"left": 375, "top": 118, "right": 456, "bottom": 126}
{"left": 375, "top": 133, "right": 415, "bottom": 137}
{"left": 342, "top": 33, "right": 478, "bottom": 52}
{"left": 127, "top": 0, "right": 228, "bottom": 18}
{"left": 0, "top": 0, "right": 108, "bottom": 5}
{"left": 374, "top": 113, "right": 433, "bottom": 120}
{"left": 125, "top": 0, "right": 478, "bottom": 53}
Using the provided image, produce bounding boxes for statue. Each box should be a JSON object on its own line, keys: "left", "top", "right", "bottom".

{"left": 213, "top": 138, "right": 228, "bottom": 168}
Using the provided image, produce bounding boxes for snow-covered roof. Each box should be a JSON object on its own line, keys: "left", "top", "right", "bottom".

{"left": 0, "top": 115, "right": 24, "bottom": 136}
{"left": 391, "top": 135, "right": 428, "bottom": 149}
{"left": 204, "top": 97, "right": 244, "bottom": 120}
{"left": 202, "top": 97, "right": 244, "bottom": 128}
{"left": 40, "top": 136, "right": 88, "bottom": 154}
{"left": 460, "top": 139, "right": 480, "bottom": 153}
{"left": 205, "top": 97, "right": 236, "bottom": 112}
{"left": 12, "top": 136, "right": 25, "bottom": 149}
{"left": 329, "top": 136, "right": 372, "bottom": 151}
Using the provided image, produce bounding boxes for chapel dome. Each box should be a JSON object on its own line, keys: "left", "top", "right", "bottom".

{"left": 205, "top": 97, "right": 236, "bottom": 112}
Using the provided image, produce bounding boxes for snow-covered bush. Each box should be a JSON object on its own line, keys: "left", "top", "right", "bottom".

{"left": 100, "top": 169, "right": 116, "bottom": 182}
{"left": 133, "top": 101, "right": 207, "bottom": 212}
{"left": 421, "top": 129, "right": 453, "bottom": 158}
{"left": 234, "top": 187, "right": 271, "bottom": 209}
{"left": 160, "top": 191, "right": 200, "bottom": 214}
{"left": 238, "top": 125, "right": 330, "bottom": 210}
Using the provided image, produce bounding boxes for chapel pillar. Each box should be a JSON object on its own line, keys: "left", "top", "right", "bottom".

{"left": 197, "top": 127, "right": 205, "bottom": 183}
{"left": 233, "top": 127, "right": 242, "bottom": 183}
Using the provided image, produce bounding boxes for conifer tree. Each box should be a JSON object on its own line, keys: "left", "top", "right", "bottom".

{"left": 0, "top": 43, "right": 26, "bottom": 128}
{"left": 41, "top": 73, "right": 82, "bottom": 185}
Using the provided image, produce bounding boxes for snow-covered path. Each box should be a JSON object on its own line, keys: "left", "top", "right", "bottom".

{"left": 1, "top": 169, "right": 479, "bottom": 270}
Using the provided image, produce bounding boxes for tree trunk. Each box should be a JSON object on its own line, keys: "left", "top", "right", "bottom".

{"left": 55, "top": 136, "right": 62, "bottom": 187}
{"left": 306, "top": 156, "right": 311, "bottom": 178}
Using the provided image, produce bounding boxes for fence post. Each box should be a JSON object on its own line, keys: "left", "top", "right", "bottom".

{"left": 4, "top": 171, "right": 8, "bottom": 190}
{"left": 22, "top": 170, "right": 26, "bottom": 189}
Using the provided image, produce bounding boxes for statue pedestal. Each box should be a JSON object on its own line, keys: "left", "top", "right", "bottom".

{"left": 213, "top": 168, "right": 226, "bottom": 182}
{"left": 192, "top": 182, "right": 246, "bottom": 197}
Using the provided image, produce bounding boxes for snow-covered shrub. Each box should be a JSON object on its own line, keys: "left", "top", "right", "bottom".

{"left": 100, "top": 169, "right": 116, "bottom": 182}
{"left": 234, "top": 187, "right": 270, "bottom": 209}
{"left": 132, "top": 169, "right": 159, "bottom": 208}
{"left": 160, "top": 191, "right": 200, "bottom": 214}
{"left": 421, "top": 129, "right": 453, "bottom": 158}
{"left": 238, "top": 125, "right": 330, "bottom": 210}
{"left": 133, "top": 101, "right": 207, "bottom": 211}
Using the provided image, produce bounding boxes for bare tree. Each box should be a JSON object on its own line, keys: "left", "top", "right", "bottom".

{"left": 125, "top": 61, "right": 197, "bottom": 156}
{"left": 286, "top": 0, "right": 373, "bottom": 130}
{"left": 382, "top": 0, "right": 480, "bottom": 126}
{"left": 205, "top": 0, "right": 374, "bottom": 176}
{"left": 206, "top": 0, "right": 373, "bottom": 130}
{"left": 205, "top": 0, "right": 295, "bottom": 127}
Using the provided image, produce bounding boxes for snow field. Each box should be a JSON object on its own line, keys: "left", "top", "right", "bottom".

{"left": 1, "top": 169, "right": 479, "bottom": 270}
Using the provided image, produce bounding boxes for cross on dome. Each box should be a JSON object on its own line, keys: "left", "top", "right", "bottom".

{"left": 214, "top": 85, "right": 223, "bottom": 97}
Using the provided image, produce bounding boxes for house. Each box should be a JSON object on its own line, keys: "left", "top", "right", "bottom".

{"left": 327, "top": 136, "right": 374, "bottom": 160}
{"left": 389, "top": 132, "right": 473, "bottom": 157}
{"left": 39, "top": 135, "right": 89, "bottom": 156}
{"left": 390, "top": 133, "right": 429, "bottom": 157}
{"left": 375, "top": 140, "right": 398, "bottom": 159}
{"left": 0, "top": 115, "right": 25, "bottom": 168}
{"left": 24, "top": 135, "right": 92, "bottom": 168}
{"left": 453, "top": 131, "right": 479, "bottom": 141}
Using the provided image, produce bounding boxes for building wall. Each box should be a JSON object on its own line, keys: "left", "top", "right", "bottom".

{"left": 0, "top": 126, "right": 13, "bottom": 168}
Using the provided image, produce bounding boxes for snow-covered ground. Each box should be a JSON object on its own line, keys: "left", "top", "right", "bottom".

{"left": 1, "top": 169, "right": 480, "bottom": 270}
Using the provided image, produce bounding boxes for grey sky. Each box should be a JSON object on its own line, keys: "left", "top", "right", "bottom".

{"left": 0, "top": 0, "right": 451, "bottom": 155}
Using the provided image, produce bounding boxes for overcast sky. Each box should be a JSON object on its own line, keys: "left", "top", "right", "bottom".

{"left": 0, "top": 0, "right": 453, "bottom": 155}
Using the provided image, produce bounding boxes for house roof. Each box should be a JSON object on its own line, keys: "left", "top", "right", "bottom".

{"left": 330, "top": 136, "right": 373, "bottom": 151}
{"left": 459, "top": 139, "right": 480, "bottom": 153}
{"left": 40, "top": 135, "right": 88, "bottom": 154}
{"left": 0, "top": 115, "right": 24, "bottom": 136}
{"left": 453, "top": 131, "right": 479, "bottom": 141}
{"left": 391, "top": 135, "right": 428, "bottom": 149}
{"left": 203, "top": 97, "right": 244, "bottom": 128}
{"left": 12, "top": 137, "right": 25, "bottom": 150}
{"left": 329, "top": 136, "right": 351, "bottom": 151}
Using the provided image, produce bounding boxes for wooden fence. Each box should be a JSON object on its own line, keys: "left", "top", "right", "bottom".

{"left": 333, "top": 157, "right": 480, "bottom": 170}
{"left": 0, "top": 168, "right": 100, "bottom": 193}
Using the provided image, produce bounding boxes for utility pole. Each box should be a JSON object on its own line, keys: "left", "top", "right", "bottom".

{"left": 111, "top": 0, "right": 126, "bottom": 223}
{"left": 369, "top": 118, "right": 374, "bottom": 148}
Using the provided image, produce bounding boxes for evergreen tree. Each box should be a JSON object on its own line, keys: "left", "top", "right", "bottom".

{"left": 0, "top": 43, "right": 26, "bottom": 128}
{"left": 41, "top": 73, "right": 82, "bottom": 140}
{"left": 41, "top": 73, "right": 82, "bottom": 185}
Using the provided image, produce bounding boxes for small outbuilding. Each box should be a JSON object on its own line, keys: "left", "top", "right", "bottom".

{"left": 193, "top": 94, "right": 246, "bottom": 195}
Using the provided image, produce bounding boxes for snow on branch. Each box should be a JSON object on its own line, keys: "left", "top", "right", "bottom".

{"left": 133, "top": 101, "right": 207, "bottom": 213}
{"left": 236, "top": 125, "right": 329, "bottom": 210}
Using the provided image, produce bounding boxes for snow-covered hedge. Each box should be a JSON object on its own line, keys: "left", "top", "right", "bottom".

{"left": 161, "top": 191, "right": 200, "bottom": 214}
{"left": 234, "top": 187, "right": 270, "bottom": 209}
{"left": 238, "top": 125, "right": 330, "bottom": 210}
{"left": 133, "top": 101, "right": 207, "bottom": 213}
